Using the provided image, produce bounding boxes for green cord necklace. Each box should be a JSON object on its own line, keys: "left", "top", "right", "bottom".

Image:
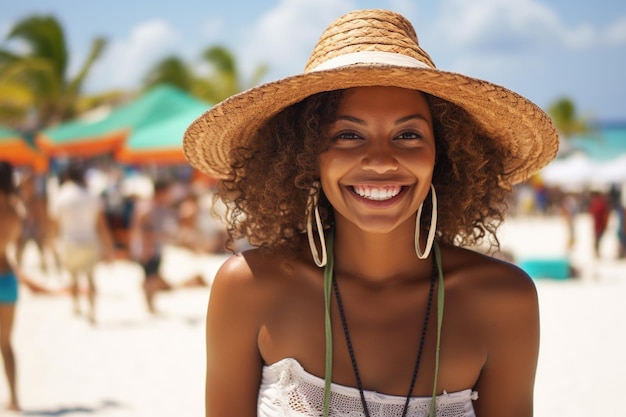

{"left": 322, "top": 231, "right": 445, "bottom": 417}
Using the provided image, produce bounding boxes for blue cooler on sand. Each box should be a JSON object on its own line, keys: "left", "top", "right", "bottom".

{"left": 519, "top": 258, "right": 571, "bottom": 280}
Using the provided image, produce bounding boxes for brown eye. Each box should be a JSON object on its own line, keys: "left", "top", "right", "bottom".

{"left": 396, "top": 131, "right": 422, "bottom": 140}
{"left": 335, "top": 131, "right": 362, "bottom": 141}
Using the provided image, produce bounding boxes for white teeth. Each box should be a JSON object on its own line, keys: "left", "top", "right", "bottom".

{"left": 352, "top": 185, "right": 402, "bottom": 201}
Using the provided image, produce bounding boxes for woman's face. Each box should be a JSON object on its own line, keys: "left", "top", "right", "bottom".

{"left": 319, "top": 86, "right": 436, "bottom": 234}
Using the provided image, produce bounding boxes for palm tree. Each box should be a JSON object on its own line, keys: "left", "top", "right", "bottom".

{"left": 196, "top": 46, "right": 268, "bottom": 103}
{"left": 142, "top": 46, "right": 268, "bottom": 104}
{"left": 547, "top": 97, "right": 591, "bottom": 139}
{"left": 0, "top": 58, "right": 34, "bottom": 123}
{"left": 142, "top": 56, "right": 195, "bottom": 93}
{"left": 0, "top": 15, "right": 106, "bottom": 129}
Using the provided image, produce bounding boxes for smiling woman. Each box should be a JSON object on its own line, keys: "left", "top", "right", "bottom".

{"left": 319, "top": 87, "right": 437, "bottom": 237}
{"left": 182, "top": 9, "right": 558, "bottom": 417}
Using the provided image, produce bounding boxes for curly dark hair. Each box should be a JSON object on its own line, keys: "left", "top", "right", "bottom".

{"left": 215, "top": 90, "right": 509, "bottom": 254}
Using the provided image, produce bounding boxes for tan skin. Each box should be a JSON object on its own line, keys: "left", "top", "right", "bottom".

{"left": 205, "top": 87, "right": 539, "bottom": 417}
{"left": 0, "top": 190, "right": 22, "bottom": 411}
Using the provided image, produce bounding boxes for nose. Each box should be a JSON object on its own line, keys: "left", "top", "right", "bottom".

{"left": 361, "top": 141, "right": 398, "bottom": 173}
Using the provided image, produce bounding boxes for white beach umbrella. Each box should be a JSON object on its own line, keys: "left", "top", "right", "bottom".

{"left": 596, "top": 154, "right": 626, "bottom": 184}
{"left": 541, "top": 153, "right": 596, "bottom": 189}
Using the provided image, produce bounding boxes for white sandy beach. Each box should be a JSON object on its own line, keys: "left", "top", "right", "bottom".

{"left": 1, "top": 214, "right": 625, "bottom": 416}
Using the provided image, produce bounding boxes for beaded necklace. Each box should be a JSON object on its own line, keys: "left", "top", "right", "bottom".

{"left": 322, "top": 231, "right": 444, "bottom": 417}
{"left": 331, "top": 256, "right": 436, "bottom": 417}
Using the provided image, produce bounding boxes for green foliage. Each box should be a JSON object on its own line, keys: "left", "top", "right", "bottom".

{"left": 143, "top": 56, "right": 194, "bottom": 92}
{"left": 0, "top": 14, "right": 266, "bottom": 129}
{"left": 7, "top": 15, "right": 68, "bottom": 80}
{"left": 0, "top": 14, "right": 107, "bottom": 129}
{"left": 547, "top": 97, "right": 591, "bottom": 139}
{"left": 142, "top": 45, "right": 268, "bottom": 104}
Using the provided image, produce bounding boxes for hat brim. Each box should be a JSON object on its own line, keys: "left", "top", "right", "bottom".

{"left": 183, "top": 64, "right": 558, "bottom": 185}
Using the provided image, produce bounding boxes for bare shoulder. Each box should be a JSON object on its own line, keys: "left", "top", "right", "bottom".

{"left": 209, "top": 251, "right": 260, "bottom": 305}
{"left": 440, "top": 247, "right": 540, "bottom": 415}
{"left": 443, "top": 244, "right": 535, "bottom": 290}
{"left": 212, "top": 248, "right": 285, "bottom": 288}
{"left": 209, "top": 248, "right": 299, "bottom": 310}
{"left": 440, "top": 244, "right": 538, "bottom": 322}
{"left": 206, "top": 248, "right": 289, "bottom": 346}
{"left": 205, "top": 248, "right": 298, "bottom": 416}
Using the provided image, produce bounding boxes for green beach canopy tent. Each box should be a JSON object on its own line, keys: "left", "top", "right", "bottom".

{"left": 0, "top": 126, "right": 48, "bottom": 173}
{"left": 36, "top": 85, "right": 210, "bottom": 158}
{"left": 115, "top": 103, "right": 208, "bottom": 165}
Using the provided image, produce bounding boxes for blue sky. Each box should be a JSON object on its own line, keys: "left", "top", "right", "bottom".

{"left": 2, "top": 0, "right": 626, "bottom": 121}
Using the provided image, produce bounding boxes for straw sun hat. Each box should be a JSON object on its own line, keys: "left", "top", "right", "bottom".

{"left": 183, "top": 9, "right": 559, "bottom": 185}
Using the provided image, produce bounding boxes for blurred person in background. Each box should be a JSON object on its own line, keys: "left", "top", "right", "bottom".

{"left": 181, "top": 180, "right": 228, "bottom": 255}
{"left": 14, "top": 173, "right": 60, "bottom": 275}
{"left": 559, "top": 191, "right": 579, "bottom": 254}
{"left": 0, "top": 161, "right": 21, "bottom": 411}
{"left": 588, "top": 189, "right": 610, "bottom": 258}
{"left": 173, "top": 181, "right": 231, "bottom": 288}
{"left": 50, "top": 163, "right": 115, "bottom": 325}
{"left": 130, "top": 179, "right": 179, "bottom": 314}
{"left": 609, "top": 185, "right": 626, "bottom": 258}
{"left": 618, "top": 203, "right": 626, "bottom": 258}
{"left": 101, "top": 167, "right": 131, "bottom": 256}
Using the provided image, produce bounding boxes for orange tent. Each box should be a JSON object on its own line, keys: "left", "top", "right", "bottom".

{"left": 0, "top": 126, "right": 48, "bottom": 173}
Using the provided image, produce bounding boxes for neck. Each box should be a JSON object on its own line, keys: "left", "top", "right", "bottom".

{"left": 331, "top": 219, "right": 431, "bottom": 285}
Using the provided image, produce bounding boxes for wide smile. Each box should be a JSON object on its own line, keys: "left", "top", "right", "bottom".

{"left": 350, "top": 185, "right": 406, "bottom": 201}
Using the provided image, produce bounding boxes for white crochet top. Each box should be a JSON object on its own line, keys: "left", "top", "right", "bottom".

{"left": 258, "top": 358, "right": 478, "bottom": 417}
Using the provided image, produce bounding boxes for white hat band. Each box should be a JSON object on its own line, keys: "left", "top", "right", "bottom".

{"left": 309, "top": 51, "right": 431, "bottom": 72}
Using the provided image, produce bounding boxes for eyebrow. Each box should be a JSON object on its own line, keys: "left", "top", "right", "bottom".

{"left": 335, "top": 114, "right": 430, "bottom": 125}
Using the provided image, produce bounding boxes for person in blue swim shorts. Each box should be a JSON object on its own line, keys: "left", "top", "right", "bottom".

{"left": 0, "top": 160, "right": 21, "bottom": 411}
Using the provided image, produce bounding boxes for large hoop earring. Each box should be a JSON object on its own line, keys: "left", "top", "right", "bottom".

{"left": 415, "top": 184, "right": 437, "bottom": 259}
{"left": 307, "top": 181, "right": 327, "bottom": 267}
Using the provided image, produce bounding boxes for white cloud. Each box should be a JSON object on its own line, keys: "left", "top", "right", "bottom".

{"left": 604, "top": 16, "right": 626, "bottom": 45}
{"left": 421, "top": 0, "right": 620, "bottom": 81}
{"left": 237, "top": 0, "right": 357, "bottom": 82}
{"left": 436, "top": 0, "right": 597, "bottom": 53}
{"left": 83, "top": 20, "right": 180, "bottom": 92}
